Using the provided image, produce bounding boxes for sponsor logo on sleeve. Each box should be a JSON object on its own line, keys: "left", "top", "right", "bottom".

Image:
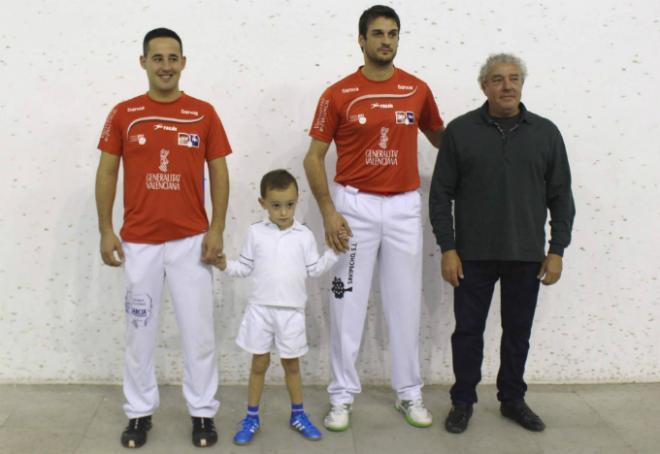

{"left": 313, "top": 98, "right": 330, "bottom": 132}
{"left": 341, "top": 87, "right": 360, "bottom": 94}
{"left": 127, "top": 106, "right": 145, "bottom": 112}
{"left": 100, "top": 107, "right": 118, "bottom": 142}
{"left": 397, "top": 84, "right": 414, "bottom": 90}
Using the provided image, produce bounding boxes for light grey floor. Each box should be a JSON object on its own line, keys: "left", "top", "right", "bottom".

{"left": 0, "top": 383, "right": 658, "bottom": 454}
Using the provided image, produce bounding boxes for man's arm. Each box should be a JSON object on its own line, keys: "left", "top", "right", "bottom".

{"left": 429, "top": 128, "right": 464, "bottom": 287}
{"left": 539, "top": 127, "right": 576, "bottom": 285}
{"left": 423, "top": 126, "right": 444, "bottom": 149}
{"left": 303, "top": 138, "right": 352, "bottom": 252}
{"left": 202, "top": 156, "right": 229, "bottom": 264}
{"left": 95, "top": 151, "right": 124, "bottom": 266}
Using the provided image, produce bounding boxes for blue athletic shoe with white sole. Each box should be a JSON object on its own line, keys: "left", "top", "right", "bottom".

{"left": 289, "top": 412, "right": 322, "bottom": 440}
{"left": 233, "top": 416, "right": 260, "bottom": 445}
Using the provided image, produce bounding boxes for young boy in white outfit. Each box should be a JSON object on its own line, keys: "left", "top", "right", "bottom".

{"left": 216, "top": 169, "right": 340, "bottom": 445}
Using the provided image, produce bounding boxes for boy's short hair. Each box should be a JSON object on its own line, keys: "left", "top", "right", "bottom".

{"left": 260, "top": 169, "right": 298, "bottom": 198}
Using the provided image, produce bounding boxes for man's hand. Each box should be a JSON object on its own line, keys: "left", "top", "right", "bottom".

{"left": 441, "top": 249, "right": 464, "bottom": 287}
{"left": 214, "top": 253, "right": 227, "bottom": 271}
{"left": 100, "top": 231, "right": 124, "bottom": 266}
{"left": 323, "top": 209, "right": 352, "bottom": 253}
{"left": 538, "top": 253, "right": 562, "bottom": 285}
{"left": 202, "top": 226, "right": 224, "bottom": 264}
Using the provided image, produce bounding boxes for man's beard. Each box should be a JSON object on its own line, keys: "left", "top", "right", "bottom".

{"left": 365, "top": 47, "right": 396, "bottom": 66}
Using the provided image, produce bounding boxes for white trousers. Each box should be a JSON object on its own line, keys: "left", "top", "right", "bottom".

{"left": 122, "top": 233, "right": 219, "bottom": 418}
{"left": 328, "top": 184, "right": 424, "bottom": 404}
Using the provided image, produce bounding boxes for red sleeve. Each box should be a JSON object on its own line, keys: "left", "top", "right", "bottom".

{"left": 418, "top": 84, "right": 443, "bottom": 132}
{"left": 97, "top": 105, "right": 123, "bottom": 155}
{"left": 308, "top": 87, "right": 338, "bottom": 143}
{"left": 206, "top": 106, "right": 232, "bottom": 161}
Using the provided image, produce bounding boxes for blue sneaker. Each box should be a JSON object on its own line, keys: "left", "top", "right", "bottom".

{"left": 289, "top": 412, "right": 322, "bottom": 440}
{"left": 233, "top": 416, "right": 260, "bottom": 445}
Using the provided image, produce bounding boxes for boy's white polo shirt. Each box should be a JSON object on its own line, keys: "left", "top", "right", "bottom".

{"left": 225, "top": 219, "right": 338, "bottom": 309}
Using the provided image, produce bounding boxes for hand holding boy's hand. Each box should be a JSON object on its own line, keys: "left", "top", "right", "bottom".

{"left": 214, "top": 253, "right": 227, "bottom": 271}
{"left": 323, "top": 210, "right": 352, "bottom": 253}
{"left": 338, "top": 228, "right": 350, "bottom": 244}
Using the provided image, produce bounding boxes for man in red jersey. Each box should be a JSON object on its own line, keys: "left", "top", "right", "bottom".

{"left": 304, "top": 5, "right": 444, "bottom": 431}
{"left": 95, "top": 28, "right": 230, "bottom": 449}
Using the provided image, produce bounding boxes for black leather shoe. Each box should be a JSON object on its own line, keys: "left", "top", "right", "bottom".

{"left": 192, "top": 417, "right": 218, "bottom": 447}
{"left": 121, "top": 416, "right": 152, "bottom": 448}
{"left": 500, "top": 401, "right": 545, "bottom": 432}
{"left": 444, "top": 403, "right": 473, "bottom": 433}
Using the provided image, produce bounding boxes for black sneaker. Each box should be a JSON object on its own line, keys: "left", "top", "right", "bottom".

{"left": 120, "top": 416, "right": 152, "bottom": 448}
{"left": 192, "top": 417, "right": 218, "bottom": 447}
{"left": 444, "top": 403, "right": 473, "bottom": 434}
{"left": 500, "top": 401, "right": 546, "bottom": 432}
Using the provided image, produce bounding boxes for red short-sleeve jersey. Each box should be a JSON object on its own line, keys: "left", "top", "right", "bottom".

{"left": 309, "top": 68, "right": 443, "bottom": 194}
{"left": 98, "top": 93, "right": 232, "bottom": 243}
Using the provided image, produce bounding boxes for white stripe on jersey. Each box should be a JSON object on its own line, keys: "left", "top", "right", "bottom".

{"left": 126, "top": 115, "right": 205, "bottom": 137}
{"left": 344, "top": 88, "right": 418, "bottom": 118}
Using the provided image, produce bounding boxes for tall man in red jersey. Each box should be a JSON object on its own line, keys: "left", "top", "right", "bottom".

{"left": 304, "top": 5, "right": 444, "bottom": 430}
{"left": 95, "top": 28, "right": 230, "bottom": 449}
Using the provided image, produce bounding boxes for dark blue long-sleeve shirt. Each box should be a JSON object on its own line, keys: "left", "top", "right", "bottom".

{"left": 429, "top": 102, "right": 575, "bottom": 261}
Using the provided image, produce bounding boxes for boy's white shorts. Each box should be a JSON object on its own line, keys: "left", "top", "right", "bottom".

{"left": 236, "top": 304, "right": 308, "bottom": 359}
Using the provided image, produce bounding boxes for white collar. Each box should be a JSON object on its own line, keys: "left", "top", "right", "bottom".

{"left": 261, "top": 217, "right": 304, "bottom": 232}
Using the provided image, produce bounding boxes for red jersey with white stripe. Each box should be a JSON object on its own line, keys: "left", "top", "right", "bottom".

{"left": 98, "top": 93, "right": 232, "bottom": 243}
{"left": 309, "top": 67, "right": 443, "bottom": 194}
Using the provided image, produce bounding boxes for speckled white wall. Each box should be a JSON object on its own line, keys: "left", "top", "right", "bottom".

{"left": 1, "top": 0, "right": 658, "bottom": 385}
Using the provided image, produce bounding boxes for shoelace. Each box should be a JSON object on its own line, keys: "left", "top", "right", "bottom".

{"left": 239, "top": 418, "right": 259, "bottom": 433}
{"left": 195, "top": 418, "right": 215, "bottom": 430}
{"left": 130, "top": 417, "right": 149, "bottom": 430}
{"left": 408, "top": 399, "right": 426, "bottom": 410}
{"left": 327, "top": 405, "right": 348, "bottom": 420}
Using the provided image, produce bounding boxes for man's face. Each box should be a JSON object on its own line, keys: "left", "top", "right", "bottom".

{"left": 481, "top": 63, "right": 524, "bottom": 118}
{"left": 259, "top": 184, "right": 298, "bottom": 230}
{"left": 359, "top": 17, "right": 399, "bottom": 66}
{"left": 140, "top": 37, "right": 186, "bottom": 96}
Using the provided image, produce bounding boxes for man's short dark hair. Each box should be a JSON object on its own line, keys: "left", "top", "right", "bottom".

{"left": 143, "top": 28, "right": 183, "bottom": 56}
{"left": 358, "top": 5, "right": 400, "bottom": 37}
{"left": 260, "top": 169, "right": 298, "bottom": 198}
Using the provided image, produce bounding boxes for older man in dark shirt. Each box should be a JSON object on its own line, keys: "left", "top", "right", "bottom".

{"left": 429, "top": 53, "right": 575, "bottom": 434}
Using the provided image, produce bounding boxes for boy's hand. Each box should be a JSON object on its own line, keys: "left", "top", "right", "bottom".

{"left": 214, "top": 253, "right": 227, "bottom": 271}
{"left": 338, "top": 228, "right": 350, "bottom": 243}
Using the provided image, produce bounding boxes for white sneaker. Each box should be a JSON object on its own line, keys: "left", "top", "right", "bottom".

{"left": 324, "top": 403, "right": 352, "bottom": 431}
{"left": 395, "top": 399, "right": 433, "bottom": 428}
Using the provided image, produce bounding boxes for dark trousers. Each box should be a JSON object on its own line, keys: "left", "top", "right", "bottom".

{"left": 450, "top": 261, "right": 541, "bottom": 405}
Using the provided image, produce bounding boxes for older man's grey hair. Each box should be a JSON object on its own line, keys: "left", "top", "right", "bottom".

{"left": 478, "top": 53, "right": 528, "bottom": 87}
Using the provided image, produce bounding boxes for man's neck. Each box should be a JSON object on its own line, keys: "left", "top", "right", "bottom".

{"left": 147, "top": 88, "right": 183, "bottom": 103}
{"left": 488, "top": 106, "right": 520, "bottom": 119}
{"left": 361, "top": 62, "right": 395, "bottom": 82}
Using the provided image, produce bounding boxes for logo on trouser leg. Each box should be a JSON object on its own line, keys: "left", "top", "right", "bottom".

{"left": 331, "top": 277, "right": 353, "bottom": 299}
{"left": 125, "top": 292, "right": 153, "bottom": 328}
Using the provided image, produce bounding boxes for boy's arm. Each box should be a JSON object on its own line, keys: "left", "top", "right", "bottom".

{"left": 220, "top": 226, "right": 255, "bottom": 277}
{"left": 304, "top": 232, "right": 340, "bottom": 277}
{"left": 307, "top": 248, "right": 339, "bottom": 277}
{"left": 224, "top": 257, "right": 254, "bottom": 277}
